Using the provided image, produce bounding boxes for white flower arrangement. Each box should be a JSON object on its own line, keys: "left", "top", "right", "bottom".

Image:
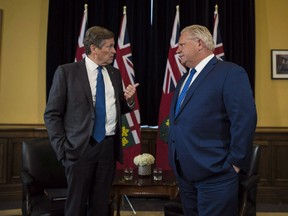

{"left": 133, "top": 153, "right": 155, "bottom": 166}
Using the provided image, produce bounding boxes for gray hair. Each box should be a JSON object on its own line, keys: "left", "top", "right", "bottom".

{"left": 181, "top": 25, "right": 215, "bottom": 51}
{"left": 83, "top": 26, "right": 115, "bottom": 55}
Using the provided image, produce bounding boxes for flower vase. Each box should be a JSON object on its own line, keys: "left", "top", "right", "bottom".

{"left": 138, "top": 165, "right": 152, "bottom": 176}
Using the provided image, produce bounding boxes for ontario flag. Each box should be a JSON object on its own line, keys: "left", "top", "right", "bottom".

{"left": 114, "top": 6, "right": 141, "bottom": 169}
{"left": 75, "top": 4, "right": 88, "bottom": 62}
{"left": 156, "top": 6, "right": 186, "bottom": 170}
{"left": 213, "top": 4, "right": 225, "bottom": 60}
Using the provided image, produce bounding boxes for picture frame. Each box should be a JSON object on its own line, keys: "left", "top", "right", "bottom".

{"left": 271, "top": 49, "right": 288, "bottom": 79}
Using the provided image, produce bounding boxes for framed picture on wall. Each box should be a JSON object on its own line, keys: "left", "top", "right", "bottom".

{"left": 271, "top": 49, "right": 288, "bottom": 79}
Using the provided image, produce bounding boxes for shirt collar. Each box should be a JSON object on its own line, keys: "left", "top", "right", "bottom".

{"left": 194, "top": 54, "right": 215, "bottom": 73}
{"left": 85, "top": 57, "right": 101, "bottom": 71}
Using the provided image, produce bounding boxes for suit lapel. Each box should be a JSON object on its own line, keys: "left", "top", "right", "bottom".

{"left": 171, "top": 72, "right": 188, "bottom": 119}
{"left": 75, "top": 59, "right": 93, "bottom": 107}
{"left": 175, "top": 57, "right": 218, "bottom": 117}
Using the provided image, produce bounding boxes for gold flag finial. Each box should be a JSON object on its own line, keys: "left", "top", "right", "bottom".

{"left": 176, "top": 5, "right": 179, "bottom": 12}
{"left": 123, "top": 6, "right": 127, "bottom": 15}
{"left": 84, "top": 4, "right": 88, "bottom": 11}
{"left": 215, "top": 4, "right": 218, "bottom": 13}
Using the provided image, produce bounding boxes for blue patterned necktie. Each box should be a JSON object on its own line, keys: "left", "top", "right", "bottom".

{"left": 175, "top": 68, "right": 197, "bottom": 115}
{"left": 92, "top": 66, "right": 106, "bottom": 143}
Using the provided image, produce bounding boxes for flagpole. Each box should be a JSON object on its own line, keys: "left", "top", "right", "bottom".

{"left": 121, "top": 9, "right": 135, "bottom": 210}
{"left": 213, "top": 4, "right": 225, "bottom": 60}
{"left": 124, "top": 194, "right": 136, "bottom": 215}
{"left": 156, "top": 3, "right": 184, "bottom": 169}
{"left": 116, "top": 5, "right": 139, "bottom": 211}
{"left": 75, "top": 4, "right": 88, "bottom": 62}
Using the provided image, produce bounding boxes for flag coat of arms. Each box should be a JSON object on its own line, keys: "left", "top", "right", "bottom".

{"left": 75, "top": 4, "right": 87, "bottom": 62}
{"left": 156, "top": 6, "right": 185, "bottom": 170}
{"left": 114, "top": 7, "right": 141, "bottom": 169}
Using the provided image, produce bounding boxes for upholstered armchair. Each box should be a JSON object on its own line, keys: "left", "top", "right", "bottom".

{"left": 21, "top": 137, "right": 67, "bottom": 216}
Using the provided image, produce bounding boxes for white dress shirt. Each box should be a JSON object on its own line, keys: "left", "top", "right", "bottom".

{"left": 85, "top": 57, "right": 117, "bottom": 136}
{"left": 179, "top": 54, "right": 215, "bottom": 94}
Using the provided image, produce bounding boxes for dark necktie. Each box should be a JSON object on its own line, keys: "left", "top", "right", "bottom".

{"left": 92, "top": 66, "right": 106, "bottom": 143}
{"left": 175, "top": 68, "right": 197, "bottom": 115}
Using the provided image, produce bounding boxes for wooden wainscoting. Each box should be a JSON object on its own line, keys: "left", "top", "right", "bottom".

{"left": 0, "top": 124, "right": 48, "bottom": 200}
{"left": 0, "top": 124, "right": 288, "bottom": 203}
{"left": 254, "top": 127, "right": 288, "bottom": 203}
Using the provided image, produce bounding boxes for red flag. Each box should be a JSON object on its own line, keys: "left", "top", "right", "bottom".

{"left": 156, "top": 6, "right": 186, "bottom": 170}
{"left": 75, "top": 4, "right": 88, "bottom": 62}
{"left": 114, "top": 6, "right": 141, "bottom": 169}
{"left": 213, "top": 4, "right": 225, "bottom": 60}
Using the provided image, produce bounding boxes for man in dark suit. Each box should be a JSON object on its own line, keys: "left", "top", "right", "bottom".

{"left": 168, "top": 25, "right": 257, "bottom": 216}
{"left": 44, "top": 26, "right": 139, "bottom": 216}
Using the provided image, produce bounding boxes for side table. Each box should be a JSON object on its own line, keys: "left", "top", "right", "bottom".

{"left": 112, "top": 169, "right": 178, "bottom": 216}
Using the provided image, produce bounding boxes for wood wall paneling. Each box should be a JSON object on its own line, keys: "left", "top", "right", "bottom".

{"left": 0, "top": 138, "right": 8, "bottom": 184}
{"left": 0, "top": 125, "right": 48, "bottom": 201}
{"left": 254, "top": 128, "right": 288, "bottom": 203}
{"left": 0, "top": 124, "right": 287, "bottom": 203}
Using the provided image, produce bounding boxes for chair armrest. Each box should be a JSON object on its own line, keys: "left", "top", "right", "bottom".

{"left": 239, "top": 174, "right": 260, "bottom": 191}
{"left": 21, "top": 171, "right": 34, "bottom": 185}
{"left": 44, "top": 188, "right": 67, "bottom": 201}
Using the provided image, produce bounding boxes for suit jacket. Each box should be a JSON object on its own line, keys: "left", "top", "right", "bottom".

{"left": 44, "top": 59, "right": 131, "bottom": 163}
{"left": 168, "top": 57, "right": 257, "bottom": 181}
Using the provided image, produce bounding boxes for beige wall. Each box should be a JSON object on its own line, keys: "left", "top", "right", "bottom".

{"left": 0, "top": 0, "right": 48, "bottom": 124}
{"left": 255, "top": 0, "right": 288, "bottom": 127}
{"left": 0, "top": 0, "right": 287, "bottom": 126}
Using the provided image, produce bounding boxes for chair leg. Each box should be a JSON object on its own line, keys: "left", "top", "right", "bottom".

{"left": 25, "top": 189, "right": 32, "bottom": 216}
{"left": 239, "top": 192, "right": 248, "bottom": 216}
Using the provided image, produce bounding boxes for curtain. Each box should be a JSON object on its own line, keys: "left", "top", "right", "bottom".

{"left": 46, "top": 0, "right": 255, "bottom": 125}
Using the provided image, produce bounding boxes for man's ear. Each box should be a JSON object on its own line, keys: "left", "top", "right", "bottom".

{"left": 90, "top": 44, "right": 98, "bottom": 54}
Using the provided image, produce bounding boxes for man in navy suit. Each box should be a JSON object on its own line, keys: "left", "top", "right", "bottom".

{"left": 168, "top": 25, "right": 257, "bottom": 216}
{"left": 44, "top": 26, "right": 139, "bottom": 216}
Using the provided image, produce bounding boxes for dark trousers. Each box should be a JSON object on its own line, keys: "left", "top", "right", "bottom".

{"left": 177, "top": 171, "right": 239, "bottom": 216}
{"left": 63, "top": 136, "right": 116, "bottom": 216}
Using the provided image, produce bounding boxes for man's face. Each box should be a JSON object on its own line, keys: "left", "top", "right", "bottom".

{"left": 95, "top": 38, "right": 116, "bottom": 65}
{"left": 177, "top": 31, "right": 200, "bottom": 68}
